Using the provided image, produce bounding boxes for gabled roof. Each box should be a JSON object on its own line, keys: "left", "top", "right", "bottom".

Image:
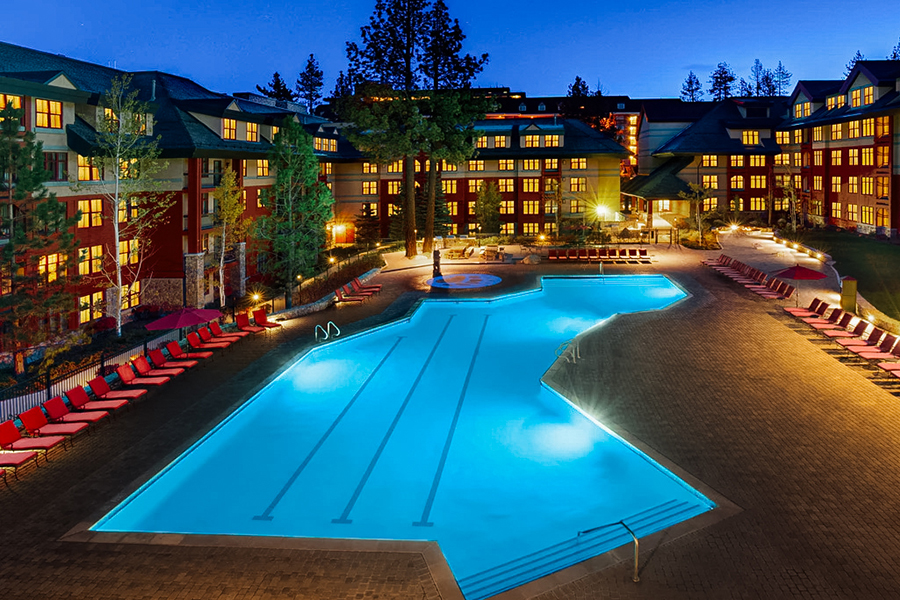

{"left": 789, "top": 80, "right": 842, "bottom": 105}
{"left": 0, "top": 41, "right": 120, "bottom": 94}
{"left": 470, "top": 117, "right": 628, "bottom": 159}
{"left": 621, "top": 157, "right": 693, "bottom": 199}
{"left": 640, "top": 99, "right": 714, "bottom": 123}
{"left": 840, "top": 61, "right": 900, "bottom": 94}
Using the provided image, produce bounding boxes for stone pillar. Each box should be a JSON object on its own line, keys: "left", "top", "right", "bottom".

{"left": 184, "top": 252, "right": 205, "bottom": 308}
{"left": 234, "top": 242, "right": 246, "bottom": 298}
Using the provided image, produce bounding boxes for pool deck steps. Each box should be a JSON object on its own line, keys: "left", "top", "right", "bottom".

{"left": 457, "top": 499, "right": 708, "bottom": 600}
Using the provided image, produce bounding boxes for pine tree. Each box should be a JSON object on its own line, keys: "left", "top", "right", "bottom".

{"left": 256, "top": 72, "right": 298, "bottom": 102}
{"left": 750, "top": 59, "right": 765, "bottom": 96}
{"left": 889, "top": 37, "right": 900, "bottom": 60}
{"left": 353, "top": 205, "right": 381, "bottom": 247}
{"left": 773, "top": 61, "right": 792, "bottom": 95}
{"left": 0, "top": 104, "right": 80, "bottom": 351}
{"left": 708, "top": 63, "right": 736, "bottom": 100}
{"left": 680, "top": 71, "right": 703, "bottom": 102}
{"left": 760, "top": 69, "right": 777, "bottom": 96}
{"left": 475, "top": 181, "right": 501, "bottom": 234}
{"left": 738, "top": 77, "right": 753, "bottom": 97}
{"left": 211, "top": 167, "right": 247, "bottom": 308}
{"left": 568, "top": 75, "right": 591, "bottom": 97}
{"left": 296, "top": 54, "right": 324, "bottom": 113}
{"left": 256, "top": 118, "right": 334, "bottom": 307}
{"left": 845, "top": 51, "right": 865, "bottom": 77}
{"left": 330, "top": 70, "right": 357, "bottom": 100}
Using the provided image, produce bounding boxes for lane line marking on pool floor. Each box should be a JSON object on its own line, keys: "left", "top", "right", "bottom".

{"left": 413, "top": 314, "right": 490, "bottom": 527}
{"left": 333, "top": 315, "right": 456, "bottom": 525}
{"left": 252, "top": 337, "right": 405, "bottom": 521}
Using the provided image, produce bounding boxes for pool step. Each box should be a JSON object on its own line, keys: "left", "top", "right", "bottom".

{"left": 457, "top": 499, "right": 708, "bottom": 600}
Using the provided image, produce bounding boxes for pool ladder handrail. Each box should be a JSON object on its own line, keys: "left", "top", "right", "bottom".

{"left": 315, "top": 321, "right": 341, "bottom": 342}
{"left": 577, "top": 520, "right": 640, "bottom": 583}
{"left": 555, "top": 338, "right": 581, "bottom": 363}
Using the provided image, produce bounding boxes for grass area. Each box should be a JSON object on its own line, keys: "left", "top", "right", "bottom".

{"left": 795, "top": 231, "right": 900, "bottom": 320}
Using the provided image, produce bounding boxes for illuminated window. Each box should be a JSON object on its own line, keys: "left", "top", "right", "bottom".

{"left": 848, "top": 149, "right": 859, "bottom": 166}
{"left": 827, "top": 95, "right": 845, "bottom": 110}
{"left": 500, "top": 222, "right": 514, "bottom": 235}
{"left": 862, "top": 118, "right": 874, "bottom": 137}
{"left": 319, "top": 162, "right": 332, "bottom": 176}
{"left": 521, "top": 222, "right": 539, "bottom": 235}
{"left": 750, "top": 197, "right": 765, "bottom": 211}
{"left": 524, "top": 134, "right": 540, "bottom": 148}
{"left": 387, "top": 181, "right": 401, "bottom": 195}
{"left": 500, "top": 200, "right": 515, "bottom": 214}
{"left": 313, "top": 137, "right": 324, "bottom": 151}
{"left": 246, "top": 122, "right": 258, "bottom": 142}
{"left": 446, "top": 201, "right": 457, "bottom": 216}
{"left": 570, "top": 177, "right": 587, "bottom": 192}
{"left": 0, "top": 94, "right": 22, "bottom": 110}
{"left": 118, "top": 196, "right": 137, "bottom": 223}
{"left": 441, "top": 160, "right": 457, "bottom": 172}
{"left": 851, "top": 89, "right": 862, "bottom": 107}
{"left": 831, "top": 124, "right": 842, "bottom": 140}
{"left": 271, "top": 125, "right": 279, "bottom": 139}
{"left": 79, "top": 291, "right": 104, "bottom": 324}
{"left": 730, "top": 175, "right": 744, "bottom": 190}
{"left": 831, "top": 177, "right": 841, "bottom": 193}
{"left": 863, "top": 86, "right": 874, "bottom": 105}
{"left": 257, "top": 160, "right": 269, "bottom": 176}
{"left": 442, "top": 179, "right": 457, "bottom": 194}
{"left": 741, "top": 131, "right": 759, "bottom": 145}
{"left": 79, "top": 244, "right": 103, "bottom": 275}
{"left": 570, "top": 199, "right": 582, "bottom": 213}
{"left": 468, "top": 160, "right": 484, "bottom": 171}
{"left": 468, "top": 179, "right": 484, "bottom": 193}
{"left": 362, "top": 162, "right": 377, "bottom": 174}
{"left": 119, "top": 239, "right": 139, "bottom": 265}
{"left": 813, "top": 127, "right": 823, "bottom": 142}
{"left": 543, "top": 222, "right": 557, "bottom": 234}
{"left": 387, "top": 160, "right": 403, "bottom": 173}
{"left": 475, "top": 136, "right": 487, "bottom": 148}
{"left": 730, "top": 155, "right": 744, "bottom": 168}
{"left": 543, "top": 178, "right": 558, "bottom": 194}
{"left": 494, "top": 136, "right": 508, "bottom": 148}
{"left": 877, "top": 176, "right": 890, "bottom": 197}
{"left": 468, "top": 201, "right": 475, "bottom": 215}
{"left": 861, "top": 205, "right": 874, "bottom": 225}
{"left": 362, "top": 181, "right": 378, "bottom": 195}
{"left": 241, "top": 161, "right": 247, "bottom": 178}
{"left": 776, "top": 131, "right": 790, "bottom": 144}
{"left": 795, "top": 175, "right": 803, "bottom": 190}
{"left": 387, "top": 203, "right": 399, "bottom": 216}
{"left": 793, "top": 152, "right": 802, "bottom": 167}
{"left": 814, "top": 151, "right": 823, "bottom": 166}
{"left": 493, "top": 159, "right": 512, "bottom": 172}
{"left": 750, "top": 175, "right": 766, "bottom": 189}
{"left": 571, "top": 158, "right": 587, "bottom": 170}
{"left": 328, "top": 139, "right": 337, "bottom": 152}
{"left": 775, "top": 153, "right": 789, "bottom": 166}
{"left": 831, "top": 150, "right": 842, "bottom": 166}
{"left": 77, "top": 155, "right": 100, "bottom": 181}
{"left": 657, "top": 199, "right": 670, "bottom": 211}
{"left": 544, "top": 158, "right": 558, "bottom": 170}
{"left": 223, "top": 119, "right": 236, "bottom": 140}
{"left": 877, "top": 207, "right": 888, "bottom": 226}
{"left": 702, "top": 197, "right": 716, "bottom": 212}
{"left": 522, "top": 178, "right": 540, "bottom": 193}
{"left": 498, "top": 178, "right": 514, "bottom": 193}
{"left": 861, "top": 177, "right": 874, "bottom": 195}
{"left": 544, "top": 200, "right": 558, "bottom": 214}
{"left": 38, "top": 253, "right": 62, "bottom": 283}
{"left": 545, "top": 135, "right": 560, "bottom": 147}
{"left": 773, "top": 197, "right": 787, "bottom": 211}
{"left": 702, "top": 155, "right": 717, "bottom": 167}
{"left": 876, "top": 146, "right": 889, "bottom": 167}
{"left": 833, "top": 202, "right": 842, "bottom": 219}
{"left": 876, "top": 116, "right": 890, "bottom": 138}
{"left": 701, "top": 175, "right": 718, "bottom": 189}
{"left": 749, "top": 155, "right": 765, "bottom": 167}
{"left": 35, "top": 99, "right": 62, "bottom": 129}
{"left": 523, "top": 159, "right": 540, "bottom": 171}
{"left": 846, "top": 204, "right": 858, "bottom": 221}
{"left": 628, "top": 115, "right": 638, "bottom": 125}
{"left": 77, "top": 198, "right": 102, "bottom": 228}
{"left": 848, "top": 121, "right": 860, "bottom": 138}
{"left": 847, "top": 177, "right": 858, "bottom": 194}
{"left": 793, "top": 129, "right": 803, "bottom": 144}
{"left": 794, "top": 102, "right": 811, "bottom": 118}
{"left": 121, "top": 280, "right": 141, "bottom": 310}
{"left": 813, "top": 175, "right": 823, "bottom": 191}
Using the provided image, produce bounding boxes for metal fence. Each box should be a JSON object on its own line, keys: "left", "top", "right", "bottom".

{"left": 0, "top": 329, "right": 180, "bottom": 421}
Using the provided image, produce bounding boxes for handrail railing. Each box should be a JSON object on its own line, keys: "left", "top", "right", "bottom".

{"left": 578, "top": 520, "right": 639, "bottom": 583}
{"left": 326, "top": 321, "right": 340, "bottom": 339}
{"left": 314, "top": 324, "right": 328, "bottom": 342}
{"left": 315, "top": 321, "right": 341, "bottom": 343}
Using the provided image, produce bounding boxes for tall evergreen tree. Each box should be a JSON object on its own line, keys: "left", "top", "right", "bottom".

{"left": 296, "top": 54, "right": 324, "bottom": 113}
{"left": 680, "top": 71, "right": 703, "bottom": 101}
{"left": 0, "top": 104, "right": 80, "bottom": 351}
{"left": 773, "top": 61, "right": 792, "bottom": 95}
{"left": 256, "top": 118, "right": 334, "bottom": 307}
{"left": 568, "top": 75, "right": 591, "bottom": 98}
{"left": 738, "top": 77, "right": 753, "bottom": 97}
{"left": 760, "top": 69, "right": 777, "bottom": 96}
{"left": 708, "top": 62, "right": 736, "bottom": 101}
{"left": 330, "top": 69, "right": 358, "bottom": 101}
{"left": 845, "top": 51, "right": 865, "bottom": 77}
{"left": 256, "top": 72, "right": 299, "bottom": 102}
{"left": 474, "top": 181, "right": 501, "bottom": 235}
{"left": 750, "top": 59, "right": 765, "bottom": 96}
{"left": 889, "top": 37, "right": 900, "bottom": 60}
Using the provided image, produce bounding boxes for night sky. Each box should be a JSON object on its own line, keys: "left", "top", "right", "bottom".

{"left": 5, "top": 0, "right": 900, "bottom": 100}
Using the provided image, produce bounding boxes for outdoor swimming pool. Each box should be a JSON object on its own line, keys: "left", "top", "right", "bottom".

{"left": 94, "top": 275, "right": 714, "bottom": 599}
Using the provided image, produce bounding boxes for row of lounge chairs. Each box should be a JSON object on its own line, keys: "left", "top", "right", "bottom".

{"left": 334, "top": 277, "right": 383, "bottom": 304}
{"left": 0, "top": 311, "right": 280, "bottom": 485}
{"left": 785, "top": 299, "right": 900, "bottom": 374}
{"left": 548, "top": 247, "right": 652, "bottom": 263}
{"left": 703, "top": 255, "right": 795, "bottom": 300}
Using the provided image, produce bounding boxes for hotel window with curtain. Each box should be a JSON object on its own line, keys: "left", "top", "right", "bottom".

{"left": 35, "top": 99, "right": 62, "bottom": 129}
{"left": 442, "top": 179, "right": 457, "bottom": 194}
{"left": 362, "top": 181, "right": 378, "bottom": 195}
{"left": 499, "top": 200, "right": 515, "bottom": 215}
{"left": 362, "top": 162, "right": 377, "bottom": 174}
{"left": 77, "top": 155, "right": 101, "bottom": 181}
{"left": 569, "top": 177, "right": 587, "bottom": 192}
{"left": 468, "top": 160, "right": 484, "bottom": 171}
{"left": 246, "top": 122, "right": 258, "bottom": 142}
{"left": 730, "top": 176, "right": 744, "bottom": 190}
{"left": 77, "top": 199, "right": 102, "bottom": 228}
{"left": 848, "top": 149, "right": 859, "bottom": 166}
{"left": 831, "top": 150, "right": 842, "bottom": 166}
{"left": 493, "top": 136, "right": 507, "bottom": 148}
{"left": 776, "top": 131, "right": 790, "bottom": 144}
{"left": 387, "top": 181, "right": 401, "bottom": 195}
{"left": 831, "top": 124, "right": 843, "bottom": 140}
{"left": 80, "top": 291, "right": 104, "bottom": 324}
{"left": 812, "top": 127, "right": 823, "bottom": 141}
{"left": 475, "top": 136, "right": 487, "bottom": 148}
{"left": 498, "top": 159, "right": 514, "bottom": 171}
{"left": 544, "top": 135, "right": 560, "bottom": 147}
{"left": 440, "top": 160, "right": 457, "bottom": 172}
{"left": 468, "top": 179, "right": 484, "bottom": 194}
{"left": 750, "top": 197, "right": 765, "bottom": 211}
{"left": 498, "top": 178, "right": 514, "bottom": 193}
{"left": 848, "top": 121, "right": 860, "bottom": 138}
{"left": 121, "top": 280, "right": 141, "bottom": 310}
{"left": 0, "top": 94, "right": 22, "bottom": 110}
{"left": 570, "top": 158, "right": 587, "bottom": 170}
{"left": 523, "top": 159, "right": 540, "bottom": 171}
{"left": 79, "top": 245, "right": 103, "bottom": 275}
{"left": 38, "top": 253, "right": 62, "bottom": 284}
{"left": 831, "top": 177, "right": 841, "bottom": 193}
{"left": 119, "top": 239, "right": 139, "bottom": 265}
{"left": 701, "top": 155, "right": 717, "bottom": 167}
{"left": 544, "top": 158, "right": 558, "bottom": 170}
{"left": 522, "top": 178, "right": 540, "bottom": 193}
{"left": 793, "top": 130, "right": 803, "bottom": 144}
{"left": 701, "top": 175, "right": 717, "bottom": 189}
{"left": 749, "top": 155, "right": 765, "bottom": 167}
{"left": 223, "top": 119, "right": 236, "bottom": 140}
{"left": 257, "top": 160, "right": 269, "bottom": 176}
{"left": 730, "top": 155, "right": 744, "bottom": 168}
{"left": 750, "top": 175, "right": 766, "bottom": 189}
{"left": 741, "top": 131, "right": 759, "bottom": 145}
{"left": 524, "top": 135, "right": 539, "bottom": 148}
{"left": 862, "top": 118, "right": 875, "bottom": 137}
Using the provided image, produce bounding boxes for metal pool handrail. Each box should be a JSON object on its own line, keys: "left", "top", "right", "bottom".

{"left": 326, "top": 321, "right": 341, "bottom": 339}
{"left": 578, "top": 520, "right": 640, "bottom": 583}
{"left": 315, "top": 321, "right": 341, "bottom": 343}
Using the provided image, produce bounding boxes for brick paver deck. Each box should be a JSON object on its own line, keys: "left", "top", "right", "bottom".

{"left": 2, "top": 240, "right": 897, "bottom": 599}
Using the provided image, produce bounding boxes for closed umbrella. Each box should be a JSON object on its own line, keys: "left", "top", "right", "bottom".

{"left": 145, "top": 308, "right": 223, "bottom": 331}
{"left": 773, "top": 264, "right": 827, "bottom": 306}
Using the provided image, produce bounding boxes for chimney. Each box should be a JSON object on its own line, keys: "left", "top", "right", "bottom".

{"left": 151, "top": 80, "right": 156, "bottom": 101}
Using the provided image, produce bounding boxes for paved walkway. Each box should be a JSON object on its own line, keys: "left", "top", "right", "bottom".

{"left": 2, "top": 240, "right": 898, "bottom": 599}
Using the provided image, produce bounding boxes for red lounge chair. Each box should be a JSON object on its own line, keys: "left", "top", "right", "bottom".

{"left": 117, "top": 364, "right": 169, "bottom": 387}
{"left": 236, "top": 313, "right": 265, "bottom": 334}
{"left": 801, "top": 305, "right": 837, "bottom": 324}
{"left": 188, "top": 331, "right": 229, "bottom": 350}
{"left": 343, "top": 283, "right": 373, "bottom": 298}
{"left": 547, "top": 249, "right": 558, "bottom": 260}
{"left": 134, "top": 355, "right": 183, "bottom": 378}
{"left": 353, "top": 277, "right": 382, "bottom": 292}
{"left": 199, "top": 327, "right": 235, "bottom": 346}
{"left": 628, "top": 248, "right": 638, "bottom": 259}
{"left": 857, "top": 334, "right": 898, "bottom": 360}
{"left": 167, "top": 340, "right": 212, "bottom": 360}
{"left": 334, "top": 288, "right": 365, "bottom": 303}
{"left": 639, "top": 248, "right": 649, "bottom": 260}
{"left": 837, "top": 327, "right": 884, "bottom": 348}
{"left": 810, "top": 311, "right": 853, "bottom": 331}
{"left": 785, "top": 298, "right": 823, "bottom": 316}
{"left": 19, "top": 406, "right": 89, "bottom": 440}
{"left": 68, "top": 384, "right": 130, "bottom": 412}
{"left": 149, "top": 348, "right": 197, "bottom": 370}
{"left": 0, "top": 450, "right": 39, "bottom": 481}
{"left": 0, "top": 419, "right": 66, "bottom": 460}
{"left": 567, "top": 249, "right": 579, "bottom": 260}
{"left": 87, "top": 376, "right": 146, "bottom": 401}
{"left": 210, "top": 320, "right": 249, "bottom": 338}
{"left": 253, "top": 309, "right": 283, "bottom": 329}
{"left": 43, "top": 396, "right": 108, "bottom": 425}
{"left": 823, "top": 318, "right": 868, "bottom": 339}
{"left": 577, "top": 249, "right": 588, "bottom": 261}
{"left": 701, "top": 254, "right": 728, "bottom": 266}
{"left": 587, "top": 248, "right": 599, "bottom": 261}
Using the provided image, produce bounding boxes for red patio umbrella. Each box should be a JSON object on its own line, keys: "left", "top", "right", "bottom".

{"left": 145, "top": 308, "right": 223, "bottom": 331}
{"left": 773, "top": 264, "right": 828, "bottom": 306}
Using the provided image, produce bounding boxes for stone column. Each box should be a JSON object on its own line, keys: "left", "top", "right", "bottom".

{"left": 234, "top": 242, "right": 246, "bottom": 298}
{"left": 183, "top": 252, "right": 205, "bottom": 308}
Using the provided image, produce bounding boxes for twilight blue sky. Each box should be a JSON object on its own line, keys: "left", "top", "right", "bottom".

{"left": 4, "top": 0, "right": 900, "bottom": 100}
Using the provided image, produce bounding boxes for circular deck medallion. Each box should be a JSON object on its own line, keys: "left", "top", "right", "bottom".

{"left": 427, "top": 273, "right": 502, "bottom": 289}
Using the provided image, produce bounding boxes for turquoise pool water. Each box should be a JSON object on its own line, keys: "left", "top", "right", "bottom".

{"left": 94, "top": 275, "right": 714, "bottom": 599}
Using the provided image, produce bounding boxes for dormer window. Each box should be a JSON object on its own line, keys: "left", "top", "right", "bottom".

{"left": 247, "top": 122, "right": 258, "bottom": 142}
{"left": 793, "top": 102, "right": 810, "bottom": 119}
{"left": 518, "top": 103, "right": 527, "bottom": 112}
{"left": 850, "top": 89, "right": 862, "bottom": 108}
{"left": 223, "top": 118, "right": 236, "bottom": 140}
{"left": 524, "top": 134, "right": 540, "bottom": 148}
{"left": 863, "top": 86, "right": 874, "bottom": 105}
{"left": 741, "top": 130, "right": 760, "bottom": 145}
{"left": 538, "top": 102, "right": 546, "bottom": 111}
